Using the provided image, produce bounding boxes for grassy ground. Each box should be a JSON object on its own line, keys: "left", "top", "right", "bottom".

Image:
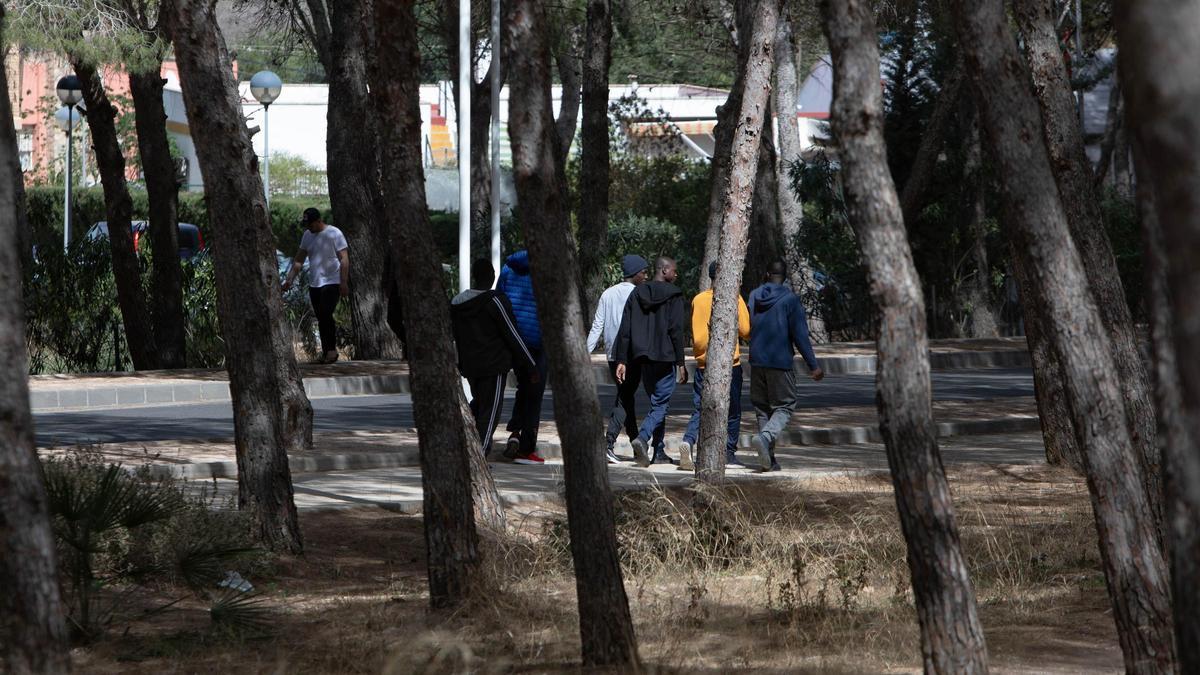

{"left": 72, "top": 463, "right": 1121, "bottom": 673}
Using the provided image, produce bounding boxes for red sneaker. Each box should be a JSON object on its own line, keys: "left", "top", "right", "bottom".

{"left": 513, "top": 452, "right": 545, "bottom": 465}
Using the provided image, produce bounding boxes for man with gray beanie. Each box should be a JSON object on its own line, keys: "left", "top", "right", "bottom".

{"left": 587, "top": 254, "right": 649, "bottom": 464}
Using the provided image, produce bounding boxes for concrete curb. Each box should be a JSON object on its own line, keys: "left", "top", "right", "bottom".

{"left": 31, "top": 349, "right": 1031, "bottom": 412}
{"left": 144, "top": 415, "right": 1040, "bottom": 480}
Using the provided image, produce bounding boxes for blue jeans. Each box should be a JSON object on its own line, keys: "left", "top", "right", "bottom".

{"left": 637, "top": 361, "right": 677, "bottom": 453}
{"left": 683, "top": 365, "right": 742, "bottom": 453}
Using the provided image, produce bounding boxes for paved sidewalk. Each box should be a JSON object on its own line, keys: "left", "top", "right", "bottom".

{"left": 27, "top": 337, "right": 1030, "bottom": 412}
{"left": 38, "top": 396, "right": 1041, "bottom": 480}
{"left": 183, "top": 432, "right": 1050, "bottom": 512}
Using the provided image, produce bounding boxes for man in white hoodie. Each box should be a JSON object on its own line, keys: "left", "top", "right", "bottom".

{"left": 586, "top": 254, "right": 648, "bottom": 464}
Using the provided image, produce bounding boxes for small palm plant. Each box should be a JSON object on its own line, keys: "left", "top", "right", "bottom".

{"left": 41, "top": 450, "right": 265, "bottom": 641}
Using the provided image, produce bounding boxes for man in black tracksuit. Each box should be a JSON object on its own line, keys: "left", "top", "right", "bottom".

{"left": 450, "top": 259, "right": 538, "bottom": 456}
{"left": 614, "top": 256, "right": 689, "bottom": 467}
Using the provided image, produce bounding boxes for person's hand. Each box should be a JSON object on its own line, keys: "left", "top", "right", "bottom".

{"left": 677, "top": 365, "right": 689, "bottom": 385}
{"left": 811, "top": 367, "right": 825, "bottom": 382}
{"left": 339, "top": 284, "right": 349, "bottom": 298}
{"left": 281, "top": 278, "right": 293, "bottom": 292}
{"left": 615, "top": 363, "right": 626, "bottom": 384}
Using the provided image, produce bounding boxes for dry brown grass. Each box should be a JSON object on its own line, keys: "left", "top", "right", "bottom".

{"left": 73, "top": 463, "right": 1121, "bottom": 674}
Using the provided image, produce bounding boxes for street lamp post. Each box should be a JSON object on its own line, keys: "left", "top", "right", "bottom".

{"left": 250, "top": 70, "right": 282, "bottom": 209}
{"left": 56, "top": 75, "right": 83, "bottom": 251}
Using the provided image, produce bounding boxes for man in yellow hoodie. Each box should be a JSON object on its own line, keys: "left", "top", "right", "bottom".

{"left": 677, "top": 261, "right": 751, "bottom": 471}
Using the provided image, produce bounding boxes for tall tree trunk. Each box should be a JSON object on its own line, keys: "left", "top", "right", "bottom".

{"left": 73, "top": 58, "right": 161, "bottom": 371}
{"left": 576, "top": 0, "right": 613, "bottom": 323}
{"left": 772, "top": 13, "right": 825, "bottom": 341}
{"left": 954, "top": 1, "right": 1176, "bottom": 670}
{"left": 129, "top": 67, "right": 186, "bottom": 369}
{"left": 555, "top": 38, "right": 582, "bottom": 167}
{"left": 961, "top": 114, "right": 999, "bottom": 339}
{"left": 0, "top": 12, "right": 71, "bottom": 666}
{"left": 700, "top": 0, "right": 753, "bottom": 292}
{"left": 327, "top": 0, "right": 402, "bottom": 360}
{"left": 1116, "top": 2, "right": 1200, "bottom": 667}
{"left": 898, "top": 64, "right": 962, "bottom": 226}
{"left": 372, "top": 0, "right": 483, "bottom": 608}
{"left": 1094, "top": 79, "right": 1122, "bottom": 189}
{"left": 505, "top": 0, "right": 638, "bottom": 665}
{"left": 744, "top": 116, "right": 781, "bottom": 294}
{"left": 696, "top": 0, "right": 778, "bottom": 483}
{"left": 170, "top": 0, "right": 311, "bottom": 554}
{"left": 823, "top": 2, "right": 989, "bottom": 671}
{"left": 1135, "top": 140, "right": 1198, "bottom": 672}
{"left": 1013, "top": 0, "right": 1164, "bottom": 543}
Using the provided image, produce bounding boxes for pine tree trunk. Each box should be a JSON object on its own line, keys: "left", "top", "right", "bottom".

{"left": 0, "top": 14, "right": 71, "bottom": 666}
{"left": 170, "top": 0, "right": 310, "bottom": 554}
{"left": 372, "top": 0, "right": 483, "bottom": 608}
{"left": 744, "top": 117, "right": 781, "bottom": 293}
{"left": 1134, "top": 140, "right": 1198, "bottom": 671}
{"left": 1116, "top": 3, "right": 1200, "bottom": 667}
{"left": 696, "top": 0, "right": 779, "bottom": 483}
{"left": 129, "top": 68, "right": 187, "bottom": 369}
{"left": 898, "top": 65, "right": 962, "bottom": 226}
{"left": 327, "top": 0, "right": 402, "bottom": 361}
{"left": 576, "top": 0, "right": 613, "bottom": 323}
{"left": 1008, "top": 244, "right": 1084, "bottom": 471}
{"left": 73, "top": 58, "right": 161, "bottom": 371}
{"left": 954, "top": 1, "right": 1176, "bottom": 670}
{"left": 555, "top": 42, "right": 582, "bottom": 167}
{"left": 773, "top": 14, "right": 825, "bottom": 341}
{"left": 1013, "top": 0, "right": 1164, "bottom": 542}
{"left": 823, "top": 2, "right": 989, "bottom": 671}
{"left": 961, "top": 115, "right": 999, "bottom": 339}
{"left": 505, "top": 0, "right": 639, "bottom": 665}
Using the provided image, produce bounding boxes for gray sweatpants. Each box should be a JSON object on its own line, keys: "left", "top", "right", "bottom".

{"left": 750, "top": 366, "right": 797, "bottom": 447}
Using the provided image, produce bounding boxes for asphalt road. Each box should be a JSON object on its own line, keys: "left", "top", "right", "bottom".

{"left": 33, "top": 368, "right": 1035, "bottom": 447}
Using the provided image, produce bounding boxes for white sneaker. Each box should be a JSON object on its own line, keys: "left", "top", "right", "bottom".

{"left": 631, "top": 438, "right": 651, "bottom": 467}
{"left": 605, "top": 449, "right": 620, "bottom": 465}
{"left": 677, "top": 441, "right": 694, "bottom": 471}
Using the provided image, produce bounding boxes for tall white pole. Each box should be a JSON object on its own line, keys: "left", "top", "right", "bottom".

{"left": 490, "top": 0, "right": 502, "bottom": 280}
{"left": 457, "top": 0, "right": 471, "bottom": 292}
{"left": 63, "top": 109, "right": 72, "bottom": 251}
{"left": 263, "top": 104, "right": 271, "bottom": 209}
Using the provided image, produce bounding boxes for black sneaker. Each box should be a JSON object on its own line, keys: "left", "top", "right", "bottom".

{"left": 726, "top": 454, "right": 748, "bottom": 469}
{"left": 769, "top": 449, "right": 781, "bottom": 472}
{"left": 631, "top": 438, "right": 651, "bottom": 467}
{"left": 651, "top": 451, "right": 678, "bottom": 466}
{"left": 503, "top": 435, "right": 520, "bottom": 461}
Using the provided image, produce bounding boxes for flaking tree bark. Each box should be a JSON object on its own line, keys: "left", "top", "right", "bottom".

{"left": 772, "top": 12, "right": 825, "bottom": 341}
{"left": 823, "top": 2, "right": 989, "bottom": 671}
{"left": 576, "top": 0, "right": 613, "bottom": 322}
{"left": 1013, "top": 0, "right": 1163, "bottom": 541}
{"left": 953, "top": 0, "right": 1176, "bottom": 670}
{"left": 696, "top": 0, "right": 778, "bottom": 482}
{"left": 1115, "top": 2, "right": 1200, "bottom": 666}
{"left": 129, "top": 65, "right": 187, "bottom": 369}
{"left": 170, "top": 0, "right": 311, "bottom": 554}
{"left": 0, "top": 7, "right": 71, "bottom": 667}
{"left": 371, "top": 0, "right": 484, "bottom": 608}
{"left": 505, "top": 0, "right": 639, "bottom": 665}
{"left": 73, "top": 57, "right": 161, "bottom": 371}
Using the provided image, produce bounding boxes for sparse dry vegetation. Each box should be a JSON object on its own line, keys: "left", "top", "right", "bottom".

{"left": 71, "top": 464, "right": 1120, "bottom": 673}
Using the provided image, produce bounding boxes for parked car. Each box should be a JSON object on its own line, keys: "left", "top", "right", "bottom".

{"left": 86, "top": 221, "right": 205, "bottom": 259}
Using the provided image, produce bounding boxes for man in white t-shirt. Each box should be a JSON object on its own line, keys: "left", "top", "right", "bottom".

{"left": 282, "top": 208, "right": 350, "bottom": 363}
{"left": 586, "top": 254, "right": 647, "bottom": 464}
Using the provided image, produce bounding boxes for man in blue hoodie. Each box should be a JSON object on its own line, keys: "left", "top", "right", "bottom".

{"left": 748, "top": 260, "right": 825, "bottom": 472}
{"left": 497, "top": 250, "right": 547, "bottom": 464}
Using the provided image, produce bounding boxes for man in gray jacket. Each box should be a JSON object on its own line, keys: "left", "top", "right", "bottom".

{"left": 587, "top": 254, "right": 649, "bottom": 464}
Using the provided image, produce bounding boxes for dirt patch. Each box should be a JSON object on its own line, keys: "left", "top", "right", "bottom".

{"left": 73, "top": 464, "right": 1121, "bottom": 673}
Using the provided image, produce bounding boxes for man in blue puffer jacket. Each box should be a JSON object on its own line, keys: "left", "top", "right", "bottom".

{"left": 496, "top": 250, "right": 547, "bottom": 464}
{"left": 748, "top": 260, "right": 826, "bottom": 472}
